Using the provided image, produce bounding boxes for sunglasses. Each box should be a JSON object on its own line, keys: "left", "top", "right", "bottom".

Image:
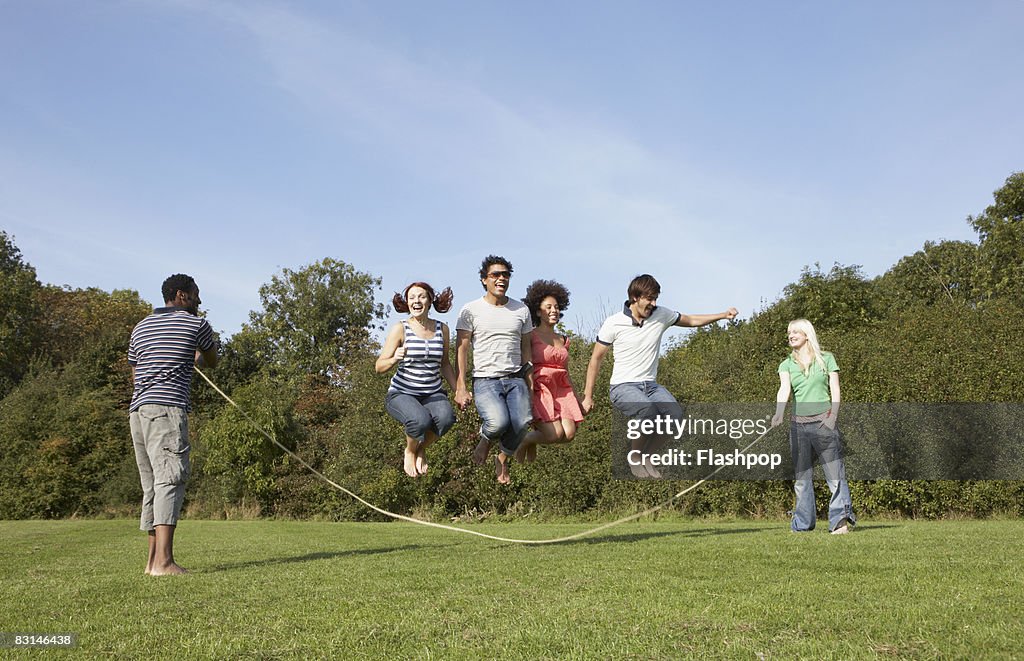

{"left": 486, "top": 271, "right": 511, "bottom": 280}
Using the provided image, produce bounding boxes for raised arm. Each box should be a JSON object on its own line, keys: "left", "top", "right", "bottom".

{"left": 582, "top": 341, "right": 611, "bottom": 414}
{"left": 676, "top": 307, "right": 738, "bottom": 328}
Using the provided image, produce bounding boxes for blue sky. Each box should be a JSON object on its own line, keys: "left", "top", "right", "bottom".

{"left": 2, "top": 0, "right": 1022, "bottom": 340}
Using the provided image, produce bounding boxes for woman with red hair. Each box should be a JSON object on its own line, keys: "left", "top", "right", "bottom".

{"left": 376, "top": 282, "right": 457, "bottom": 477}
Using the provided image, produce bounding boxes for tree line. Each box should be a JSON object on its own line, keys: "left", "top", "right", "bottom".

{"left": 2, "top": 172, "right": 1022, "bottom": 520}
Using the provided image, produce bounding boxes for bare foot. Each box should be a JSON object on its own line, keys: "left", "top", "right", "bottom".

{"left": 495, "top": 454, "right": 511, "bottom": 484}
{"left": 472, "top": 437, "right": 490, "bottom": 465}
{"left": 403, "top": 449, "right": 418, "bottom": 477}
{"left": 526, "top": 443, "right": 537, "bottom": 463}
{"left": 149, "top": 562, "right": 189, "bottom": 576}
{"left": 514, "top": 442, "right": 529, "bottom": 463}
{"left": 415, "top": 448, "right": 428, "bottom": 475}
{"left": 629, "top": 462, "right": 650, "bottom": 479}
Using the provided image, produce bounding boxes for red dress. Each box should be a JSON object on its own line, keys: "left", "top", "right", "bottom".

{"left": 531, "top": 333, "right": 584, "bottom": 423}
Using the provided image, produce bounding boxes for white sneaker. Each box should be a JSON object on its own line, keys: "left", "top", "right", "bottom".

{"left": 831, "top": 520, "right": 851, "bottom": 535}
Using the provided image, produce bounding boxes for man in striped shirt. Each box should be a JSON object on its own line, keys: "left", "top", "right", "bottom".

{"left": 128, "top": 274, "right": 218, "bottom": 575}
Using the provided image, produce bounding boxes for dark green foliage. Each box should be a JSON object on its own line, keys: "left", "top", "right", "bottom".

{"left": 877, "top": 240, "right": 979, "bottom": 307}
{"left": 245, "top": 258, "right": 387, "bottom": 378}
{"left": 970, "top": 171, "right": 1024, "bottom": 303}
{"left": 0, "top": 231, "right": 43, "bottom": 397}
{"left": 0, "top": 363, "right": 138, "bottom": 518}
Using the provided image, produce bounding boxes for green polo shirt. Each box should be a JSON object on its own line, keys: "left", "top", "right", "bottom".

{"left": 779, "top": 351, "right": 838, "bottom": 416}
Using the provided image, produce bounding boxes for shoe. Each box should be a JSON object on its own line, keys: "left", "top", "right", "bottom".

{"left": 831, "top": 519, "right": 851, "bottom": 535}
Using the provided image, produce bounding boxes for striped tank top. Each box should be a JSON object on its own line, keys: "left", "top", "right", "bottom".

{"left": 389, "top": 320, "right": 445, "bottom": 396}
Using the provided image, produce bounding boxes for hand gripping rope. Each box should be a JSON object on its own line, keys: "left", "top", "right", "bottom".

{"left": 195, "top": 367, "right": 771, "bottom": 545}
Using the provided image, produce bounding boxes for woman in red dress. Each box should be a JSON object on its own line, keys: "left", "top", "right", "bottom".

{"left": 515, "top": 279, "right": 585, "bottom": 463}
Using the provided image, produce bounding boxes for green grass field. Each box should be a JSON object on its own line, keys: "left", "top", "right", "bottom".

{"left": 2, "top": 518, "right": 1021, "bottom": 659}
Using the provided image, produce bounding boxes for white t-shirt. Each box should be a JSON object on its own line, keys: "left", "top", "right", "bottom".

{"left": 597, "top": 303, "right": 680, "bottom": 385}
{"left": 456, "top": 297, "right": 533, "bottom": 378}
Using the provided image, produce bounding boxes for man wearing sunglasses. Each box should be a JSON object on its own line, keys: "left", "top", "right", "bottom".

{"left": 455, "top": 255, "right": 534, "bottom": 484}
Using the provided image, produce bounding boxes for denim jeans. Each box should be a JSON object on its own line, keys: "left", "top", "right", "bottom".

{"left": 790, "top": 421, "right": 855, "bottom": 532}
{"left": 473, "top": 376, "right": 532, "bottom": 455}
{"left": 385, "top": 390, "right": 455, "bottom": 443}
{"left": 609, "top": 381, "right": 683, "bottom": 420}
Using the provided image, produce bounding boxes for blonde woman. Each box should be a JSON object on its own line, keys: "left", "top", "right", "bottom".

{"left": 771, "top": 319, "right": 855, "bottom": 534}
{"left": 376, "top": 282, "right": 457, "bottom": 478}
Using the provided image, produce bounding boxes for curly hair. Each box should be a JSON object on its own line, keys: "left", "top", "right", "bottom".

{"left": 522, "top": 279, "right": 571, "bottom": 326}
{"left": 161, "top": 273, "right": 196, "bottom": 304}
{"left": 478, "top": 255, "right": 513, "bottom": 288}
{"left": 392, "top": 282, "right": 454, "bottom": 314}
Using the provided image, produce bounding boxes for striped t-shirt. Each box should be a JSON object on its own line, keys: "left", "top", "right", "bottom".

{"left": 128, "top": 307, "right": 215, "bottom": 412}
{"left": 389, "top": 320, "right": 446, "bottom": 396}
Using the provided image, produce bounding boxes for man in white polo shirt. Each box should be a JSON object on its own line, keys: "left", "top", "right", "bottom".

{"left": 455, "top": 255, "right": 534, "bottom": 484}
{"left": 582, "top": 274, "right": 737, "bottom": 478}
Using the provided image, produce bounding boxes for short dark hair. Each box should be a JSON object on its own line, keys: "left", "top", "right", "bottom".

{"left": 627, "top": 274, "right": 661, "bottom": 303}
{"left": 478, "top": 255, "right": 513, "bottom": 288}
{"left": 161, "top": 274, "right": 197, "bottom": 304}
{"left": 392, "top": 282, "right": 454, "bottom": 314}
{"left": 522, "top": 279, "right": 571, "bottom": 326}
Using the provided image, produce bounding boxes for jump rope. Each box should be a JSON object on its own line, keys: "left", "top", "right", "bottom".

{"left": 195, "top": 366, "right": 771, "bottom": 545}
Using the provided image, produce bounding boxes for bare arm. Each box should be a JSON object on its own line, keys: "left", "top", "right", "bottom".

{"left": 195, "top": 346, "right": 218, "bottom": 369}
{"left": 582, "top": 341, "right": 611, "bottom": 414}
{"left": 563, "top": 337, "right": 582, "bottom": 398}
{"left": 521, "top": 330, "right": 534, "bottom": 391}
{"left": 439, "top": 323, "right": 458, "bottom": 392}
{"left": 771, "top": 371, "right": 791, "bottom": 427}
{"left": 823, "top": 371, "right": 841, "bottom": 429}
{"left": 455, "top": 329, "right": 473, "bottom": 409}
{"left": 676, "top": 307, "right": 738, "bottom": 328}
{"left": 374, "top": 324, "right": 406, "bottom": 374}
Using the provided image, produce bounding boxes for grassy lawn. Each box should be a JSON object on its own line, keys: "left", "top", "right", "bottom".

{"left": 1, "top": 518, "right": 1021, "bottom": 659}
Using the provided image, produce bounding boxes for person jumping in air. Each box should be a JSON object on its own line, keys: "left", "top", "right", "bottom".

{"left": 376, "top": 282, "right": 458, "bottom": 477}
{"left": 583, "top": 274, "right": 737, "bottom": 478}
{"left": 515, "top": 279, "right": 585, "bottom": 463}
{"left": 454, "top": 256, "right": 534, "bottom": 485}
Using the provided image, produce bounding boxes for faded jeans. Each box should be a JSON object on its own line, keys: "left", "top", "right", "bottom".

{"left": 473, "top": 376, "right": 532, "bottom": 455}
{"left": 790, "top": 420, "right": 856, "bottom": 532}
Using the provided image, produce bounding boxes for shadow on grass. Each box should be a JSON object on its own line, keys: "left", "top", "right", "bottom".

{"left": 505, "top": 525, "right": 768, "bottom": 547}
{"left": 846, "top": 523, "right": 900, "bottom": 532}
{"left": 204, "top": 543, "right": 454, "bottom": 573}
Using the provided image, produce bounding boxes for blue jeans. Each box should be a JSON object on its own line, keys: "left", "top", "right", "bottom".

{"left": 385, "top": 390, "right": 455, "bottom": 442}
{"left": 473, "top": 376, "right": 532, "bottom": 455}
{"left": 609, "top": 381, "right": 683, "bottom": 420}
{"left": 790, "top": 421, "right": 855, "bottom": 532}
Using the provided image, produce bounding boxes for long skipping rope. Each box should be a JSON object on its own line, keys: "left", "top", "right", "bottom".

{"left": 195, "top": 366, "right": 771, "bottom": 545}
